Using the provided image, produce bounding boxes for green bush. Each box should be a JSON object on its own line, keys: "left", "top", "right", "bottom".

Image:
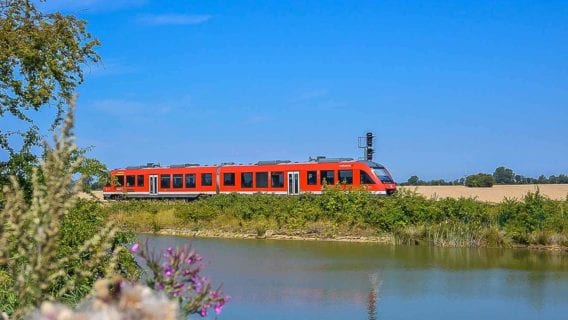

{"left": 465, "top": 173, "right": 495, "bottom": 187}
{"left": 105, "top": 187, "right": 568, "bottom": 249}
{"left": 0, "top": 107, "right": 140, "bottom": 318}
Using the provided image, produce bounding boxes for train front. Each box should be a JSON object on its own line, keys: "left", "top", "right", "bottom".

{"left": 372, "top": 165, "right": 397, "bottom": 195}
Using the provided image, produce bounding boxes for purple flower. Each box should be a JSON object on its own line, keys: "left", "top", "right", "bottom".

{"left": 134, "top": 241, "right": 229, "bottom": 318}
{"left": 214, "top": 303, "right": 224, "bottom": 315}
{"left": 130, "top": 243, "right": 140, "bottom": 254}
{"left": 164, "top": 265, "right": 173, "bottom": 277}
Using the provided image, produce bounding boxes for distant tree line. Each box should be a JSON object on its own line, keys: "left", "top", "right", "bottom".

{"left": 402, "top": 166, "right": 568, "bottom": 188}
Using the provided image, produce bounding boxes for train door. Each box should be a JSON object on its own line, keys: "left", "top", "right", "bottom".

{"left": 149, "top": 175, "right": 158, "bottom": 195}
{"left": 287, "top": 171, "right": 300, "bottom": 195}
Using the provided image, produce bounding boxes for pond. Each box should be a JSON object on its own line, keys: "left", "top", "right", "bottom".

{"left": 140, "top": 235, "right": 568, "bottom": 319}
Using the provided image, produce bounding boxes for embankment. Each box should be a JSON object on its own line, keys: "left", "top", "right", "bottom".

{"left": 93, "top": 188, "right": 568, "bottom": 250}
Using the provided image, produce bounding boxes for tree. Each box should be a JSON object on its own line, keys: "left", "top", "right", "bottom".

{"left": 493, "top": 166, "right": 515, "bottom": 184}
{"left": 74, "top": 152, "right": 109, "bottom": 191}
{"left": 0, "top": 0, "right": 100, "bottom": 193}
{"left": 407, "top": 175, "right": 419, "bottom": 185}
{"left": 465, "top": 173, "right": 495, "bottom": 188}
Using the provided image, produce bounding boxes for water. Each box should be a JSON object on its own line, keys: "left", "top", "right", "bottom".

{"left": 140, "top": 235, "right": 568, "bottom": 319}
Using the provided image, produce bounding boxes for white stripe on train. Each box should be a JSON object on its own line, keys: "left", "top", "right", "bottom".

{"left": 102, "top": 190, "right": 387, "bottom": 198}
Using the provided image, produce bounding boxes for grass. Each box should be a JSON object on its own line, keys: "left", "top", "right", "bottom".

{"left": 99, "top": 187, "right": 568, "bottom": 249}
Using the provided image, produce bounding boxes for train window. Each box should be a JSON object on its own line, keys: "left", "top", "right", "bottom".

{"left": 115, "top": 175, "right": 124, "bottom": 187}
{"left": 360, "top": 170, "right": 375, "bottom": 184}
{"left": 339, "top": 170, "right": 353, "bottom": 184}
{"left": 224, "top": 173, "right": 235, "bottom": 186}
{"left": 185, "top": 174, "right": 196, "bottom": 188}
{"left": 256, "top": 172, "right": 268, "bottom": 188}
{"left": 320, "top": 170, "right": 335, "bottom": 185}
{"left": 271, "top": 172, "right": 284, "bottom": 188}
{"left": 160, "top": 174, "right": 171, "bottom": 188}
{"left": 126, "top": 175, "right": 135, "bottom": 187}
{"left": 137, "top": 175, "right": 144, "bottom": 187}
{"left": 201, "top": 173, "right": 213, "bottom": 186}
{"left": 241, "top": 172, "right": 253, "bottom": 188}
{"left": 307, "top": 171, "right": 317, "bottom": 185}
{"left": 173, "top": 174, "right": 183, "bottom": 188}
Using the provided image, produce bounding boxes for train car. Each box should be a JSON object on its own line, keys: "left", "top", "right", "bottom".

{"left": 102, "top": 157, "right": 397, "bottom": 200}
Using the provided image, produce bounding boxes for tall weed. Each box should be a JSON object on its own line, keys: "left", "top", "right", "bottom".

{"left": 0, "top": 104, "right": 137, "bottom": 318}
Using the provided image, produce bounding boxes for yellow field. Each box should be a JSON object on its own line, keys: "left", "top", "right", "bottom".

{"left": 85, "top": 184, "right": 568, "bottom": 203}
{"left": 400, "top": 184, "right": 568, "bottom": 202}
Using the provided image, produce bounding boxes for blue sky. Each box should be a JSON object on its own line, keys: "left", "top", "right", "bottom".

{"left": 17, "top": 1, "right": 568, "bottom": 181}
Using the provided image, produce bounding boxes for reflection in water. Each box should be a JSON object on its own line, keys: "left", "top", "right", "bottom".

{"left": 140, "top": 235, "right": 568, "bottom": 320}
{"left": 367, "top": 273, "right": 380, "bottom": 320}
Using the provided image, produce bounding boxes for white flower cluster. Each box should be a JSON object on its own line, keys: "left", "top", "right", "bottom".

{"left": 30, "top": 278, "right": 179, "bottom": 320}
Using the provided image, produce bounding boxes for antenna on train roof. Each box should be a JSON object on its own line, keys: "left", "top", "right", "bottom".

{"left": 309, "top": 156, "right": 326, "bottom": 162}
{"left": 147, "top": 162, "right": 160, "bottom": 167}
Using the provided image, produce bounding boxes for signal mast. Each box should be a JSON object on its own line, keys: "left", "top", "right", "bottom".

{"left": 358, "top": 131, "right": 375, "bottom": 161}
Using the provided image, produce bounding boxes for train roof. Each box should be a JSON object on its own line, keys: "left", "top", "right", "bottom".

{"left": 115, "top": 157, "right": 386, "bottom": 171}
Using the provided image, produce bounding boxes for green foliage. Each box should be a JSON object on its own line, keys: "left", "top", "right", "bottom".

{"left": 493, "top": 166, "right": 515, "bottom": 184}
{"left": 407, "top": 175, "right": 419, "bottom": 185}
{"left": 465, "top": 173, "right": 495, "bottom": 188}
{"left": 402, "top": 167, "right": 568, "bottom": 186}
{"left": 498, "top": 191, "right": 568, "bottom": 244}
{"left": 106, "top": 187, "right": 568, "bottom": 249}
{"left": 72, "top": 150, "right": 109, "bottom": 191}
{"left": 0, "top": 105, "right": 138, "bottom": 318}
{"left": 0, "top": 0, "right": 100, "bottom": 196}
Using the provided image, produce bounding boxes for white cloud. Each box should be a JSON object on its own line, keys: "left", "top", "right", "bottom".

{"left": 137, "top": 14, "right": 211, "bottom": 26}
{"left": 91, "top": 99, "right": 146, "bottom": 116}
{"left": 243, "top": 115, "right": 271, "bottom": 125}
{"left": 90, "top": 96, "right": 192, "bottom": 117}
{"left": 36, "top": 0, "right": 146, "bottom": 13}
{"left": 290, "top": 89, "right": 329, "bottom": 103}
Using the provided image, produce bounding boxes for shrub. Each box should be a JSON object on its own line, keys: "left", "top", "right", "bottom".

{"left": 465, "top": 173, "right": 495, "bottom": 187}
{"left": 0, "top": 105, "right": 137, "bottom": 318}
{"left": 104, "top": 184, "right": 568, "bottom": 249}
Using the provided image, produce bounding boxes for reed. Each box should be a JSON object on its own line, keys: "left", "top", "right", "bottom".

{"left": 102, "top": 188, "right": 568, "bottom": 249}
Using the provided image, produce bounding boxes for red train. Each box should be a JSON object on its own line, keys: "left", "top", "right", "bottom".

{"left": 102, "top": 157, "right": 397, "bottom": 200}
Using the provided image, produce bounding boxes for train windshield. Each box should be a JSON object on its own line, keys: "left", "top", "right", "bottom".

{"left": 373, "top": 168, "right": 394, "bottom": 183}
